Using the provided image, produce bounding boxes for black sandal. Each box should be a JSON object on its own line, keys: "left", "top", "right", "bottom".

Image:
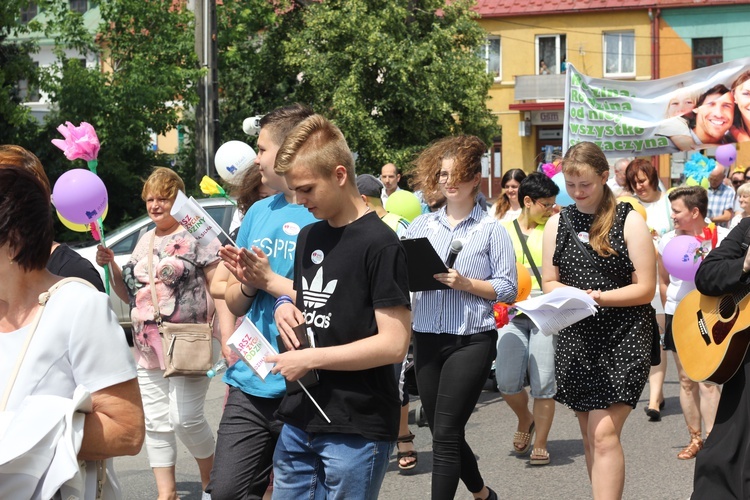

{"left": 396, "top": 432, "right": 418, "bottom": 470}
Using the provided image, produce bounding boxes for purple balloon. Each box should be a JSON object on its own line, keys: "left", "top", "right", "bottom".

{"left": 662, "top": 235, "right": 703, "bottom": 281}
{"left": 715, "top": 144, "right": 737, "bottom": 168}
{"left": 52, "top": 169, "right": 108, "bottom": 225}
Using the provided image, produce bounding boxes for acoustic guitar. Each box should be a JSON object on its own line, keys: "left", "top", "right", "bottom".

{"left": 673, "top": 286, "right": 750, "bottom": 384}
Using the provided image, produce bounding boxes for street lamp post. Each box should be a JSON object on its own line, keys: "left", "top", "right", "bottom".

{"left": 194, "top": 0, "right": 219, "bottom": 185}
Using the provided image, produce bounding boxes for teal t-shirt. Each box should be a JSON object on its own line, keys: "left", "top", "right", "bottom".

{"left": 223, "top": 193, "right": 317, "bottom": 398}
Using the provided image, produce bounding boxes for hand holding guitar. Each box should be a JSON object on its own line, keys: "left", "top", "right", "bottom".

{"left": 742, "top": 245, "right": 750, "bottom": 274}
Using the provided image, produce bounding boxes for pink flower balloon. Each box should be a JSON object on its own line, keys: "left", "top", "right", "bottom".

{"left": 52, "top": 169, "right": 108, "bottom": 225}
{"left": 51, "top": 121, "right": 100, "bottom": 162}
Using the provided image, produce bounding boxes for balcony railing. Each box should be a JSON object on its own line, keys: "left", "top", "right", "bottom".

{"left": 514, "top": 74, "right": 566, "bottom": 101}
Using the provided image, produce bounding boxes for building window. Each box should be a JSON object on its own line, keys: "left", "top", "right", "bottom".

{"left": 693, "top": 38, "right": 722, "bottom": 69}
{"left": 603, "top": 31, "right": 635, "bottom": 77}
{"left": 63, "top": 58, "right": 87, "bottom": 70}
{"left": 20, "top": 2, "right": 37, "bottom": 23}
{"left": 69, "top": 0, "right": 87, "bottom": 14}
{"left": 17, "top": 63, "right": 40, "bottom": 103}
{"left": 536, "top": 34, "right": 566, "bottom": 75}
{"left": 479, "top": 36, "right": 501, "bottom": 80}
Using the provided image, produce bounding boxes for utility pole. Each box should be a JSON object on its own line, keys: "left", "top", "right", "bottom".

{"left": 194, "top": 0, "right": 219, "bottom": 186}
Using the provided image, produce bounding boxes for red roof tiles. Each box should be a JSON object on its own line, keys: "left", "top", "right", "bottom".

{"left": 475, "top": 0, "right": 750, "bottom": 18}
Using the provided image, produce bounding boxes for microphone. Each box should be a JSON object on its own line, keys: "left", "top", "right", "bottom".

{"left": 445, "top": 240, "right": 464, "bottom": 269}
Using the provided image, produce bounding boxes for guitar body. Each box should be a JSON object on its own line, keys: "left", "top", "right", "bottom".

{"left": 673, "top": 289, "right": 750, "bottom": 384}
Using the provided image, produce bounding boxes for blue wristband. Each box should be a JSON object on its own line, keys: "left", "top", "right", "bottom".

{"left": 274, "top": 295, "right": 293, "bottom": 313}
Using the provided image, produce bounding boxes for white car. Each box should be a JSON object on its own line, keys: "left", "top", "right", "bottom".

{"left": 75, "top": 198, "right": 237, "bottom": 334}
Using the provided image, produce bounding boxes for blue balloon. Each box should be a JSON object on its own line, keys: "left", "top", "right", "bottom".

{"left": 552, "top": 172, "right": 575, "bottom": 207}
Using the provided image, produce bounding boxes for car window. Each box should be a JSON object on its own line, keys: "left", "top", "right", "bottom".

{"left": 111, "top": 222, "right": 155, "bottom": 255}
{"left": 202, "top": 205, "right": 233, "bottom": 245}
{"left": 107, "top": 204, "right": 232, "bottom": 255}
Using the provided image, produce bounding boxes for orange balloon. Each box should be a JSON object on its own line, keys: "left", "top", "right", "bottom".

{"left": 516, "top": 261, "right": 532, "bottom": 302}
{"left": 617, "top": 196, "right": 647, "bottom": 222}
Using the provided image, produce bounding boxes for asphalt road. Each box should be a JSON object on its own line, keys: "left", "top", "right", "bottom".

{"left": 115, "top": 358, "right": 696, "bottom": 499}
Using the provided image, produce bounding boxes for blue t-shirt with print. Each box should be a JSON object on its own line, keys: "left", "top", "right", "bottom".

{"left": 223, "top": 193, "right": 317, "bottom": 398}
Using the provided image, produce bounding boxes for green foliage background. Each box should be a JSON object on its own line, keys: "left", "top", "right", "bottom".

{"left": 0, "top": 0, "right": 498, "bottom": 241}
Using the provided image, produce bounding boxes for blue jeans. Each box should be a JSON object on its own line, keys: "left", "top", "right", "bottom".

{"left": 272, "top": 424, "right": 394, "bottom": 500}
{"left": 496, "top": 315, "right": 557, "bottom": 398}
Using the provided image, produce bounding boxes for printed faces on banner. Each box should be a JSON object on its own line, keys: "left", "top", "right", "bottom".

{"left": 563, "top": 57, "right": 750, "bottom": 157}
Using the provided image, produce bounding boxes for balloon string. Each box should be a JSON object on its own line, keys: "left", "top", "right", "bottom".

{"left": 95, "top": 217, "right": 111, "bottom": 296}
{"left": 85, "top": 159, "right": 107, "bottom": 292}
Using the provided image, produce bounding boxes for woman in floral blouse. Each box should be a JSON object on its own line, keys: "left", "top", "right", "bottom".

{"left": 97, "top": 167, "right": 223, "bottom": 500}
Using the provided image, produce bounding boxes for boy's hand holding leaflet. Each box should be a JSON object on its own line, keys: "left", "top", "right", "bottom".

{"left": 226, "top": 317, "right": 277, "bottom": 380}
{"left": 514, "top": 287, "right": 599, "bottom": 336}
{"left": 229, "top": 316, "right": 330, "bottom": 422}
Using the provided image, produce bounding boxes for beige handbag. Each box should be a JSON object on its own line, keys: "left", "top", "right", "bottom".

{"left": 148, "top": 232, "right": 213, "bottom": 377}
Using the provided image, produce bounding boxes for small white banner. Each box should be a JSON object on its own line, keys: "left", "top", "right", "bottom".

{"left": 170, "top": 190, "right": 222, "bottom": 247}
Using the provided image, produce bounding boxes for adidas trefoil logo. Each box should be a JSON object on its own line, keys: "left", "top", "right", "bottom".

{"left": 302, "top": 268, "right": 337, "bottom": 329}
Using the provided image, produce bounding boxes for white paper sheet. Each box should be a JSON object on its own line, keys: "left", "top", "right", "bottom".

{"left": 514, "top": 287, "right": 598, "bottom": 336}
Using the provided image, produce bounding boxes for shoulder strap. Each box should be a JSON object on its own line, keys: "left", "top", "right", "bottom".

{"left": 560, "top": 210, "right": 628, "bottom": 288}
{"left": 513, "top": 219, "right": 542, "bottom": 287}
{"left": 1, "top": 277, "right": 96, "bottom": 411}
{"left": 147, "top": 231, "right": 163, "bottom": 325}
{"left": 147, "top": 232, "right": 214, "bottom": 328}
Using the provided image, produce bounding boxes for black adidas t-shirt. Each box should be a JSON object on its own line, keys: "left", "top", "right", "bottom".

{"left": 276, "top": 212, "right": 410, "bottom": 441}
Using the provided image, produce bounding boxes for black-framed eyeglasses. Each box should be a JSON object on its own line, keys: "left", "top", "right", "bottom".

{"left": 437, "top": 171, "right": 465, "bottom": 184}
{"left": 534, "top": 200, "right": 556, "bottom": 211}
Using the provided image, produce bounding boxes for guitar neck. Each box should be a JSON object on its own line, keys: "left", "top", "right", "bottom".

{"left": 731, "top": 283, "right": 750, "bottom": 307}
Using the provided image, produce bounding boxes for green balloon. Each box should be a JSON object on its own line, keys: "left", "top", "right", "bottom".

{"left": 385, "top": 190, "right": 422, "bottom": 222}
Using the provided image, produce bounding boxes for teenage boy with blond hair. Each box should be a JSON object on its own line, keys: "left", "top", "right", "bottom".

{"left": 268, "top": 114, "right": 412, "bottom": 499}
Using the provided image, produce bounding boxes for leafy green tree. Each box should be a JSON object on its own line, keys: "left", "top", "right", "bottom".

{"left": 215, "top": 0, "right": 498, "bottom": 174}
{"left": 0, "top": 0, "right": 41, "bottom": 145}
{"left": 287, "top": 0, "right": 499, "bottom": 171}
{"left": 215, "top": 0, "right": 302, "bottom": 145}
{"left": 33, "top": 0, "right": 203, "bottom": 234}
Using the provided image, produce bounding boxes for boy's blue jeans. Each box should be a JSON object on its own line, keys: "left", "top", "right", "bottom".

{"left": 272, "top": 424, "right": 394, "bottom": 500}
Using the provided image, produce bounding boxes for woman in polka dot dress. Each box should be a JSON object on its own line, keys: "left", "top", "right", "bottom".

{"left": 541, "top": 142, "right": 657, "bottom": 500}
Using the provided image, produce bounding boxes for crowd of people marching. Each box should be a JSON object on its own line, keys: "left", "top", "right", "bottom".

{"left": 5, "top": 102, "right": 750, "bottom": 500}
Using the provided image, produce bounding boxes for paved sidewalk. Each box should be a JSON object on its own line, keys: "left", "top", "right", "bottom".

{"left": 116, "top": 358, "right": 696, "bottom": 499}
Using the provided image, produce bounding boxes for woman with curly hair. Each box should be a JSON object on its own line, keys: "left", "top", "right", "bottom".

{"left": 405, "top": 135, "right": 517, "bottom": 500}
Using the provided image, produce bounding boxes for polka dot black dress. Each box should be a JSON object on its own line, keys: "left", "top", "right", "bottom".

{"left": 552, "top": 203, "right": 654, "bottom": 412}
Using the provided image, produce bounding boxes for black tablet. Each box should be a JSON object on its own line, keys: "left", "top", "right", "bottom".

{"left": 400, "top": 237, "right": 450, "bottom": 291}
